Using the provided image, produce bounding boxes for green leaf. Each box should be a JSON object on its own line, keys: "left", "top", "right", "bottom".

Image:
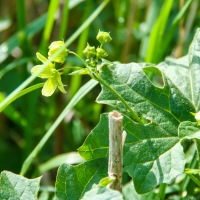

{"left": 97, "top": 63, "right": 194, "bottom": 128}
{"left": 71, "top": 24, "right": 200, "bottom": 196}
{"left": 178, "top": 121, "right": 200, "bottom": 139}
{"left": 78, "top": 114, "right": 109, "bottom": 160}
{"left": 80, "top": 30, "right": 200, "bottom": 193}
{"left": 55, "top": 158, "right": 108, "bottom": 200}
{"left": 157, "top": 29, "right": 200, "bottom": 112}
{"left": 81, "top": 184, "right": 123, "bottom": 200}
{"left": 0, "top": 171, "right": 41, "bottom": 200}
{"left": 188, "top": 28, "right": 200, "bottom": 111}
{"left": 123, "top": 181, "right": 159, "bottom": 200}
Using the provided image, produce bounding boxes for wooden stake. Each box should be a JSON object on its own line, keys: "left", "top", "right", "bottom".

{"left": 107, "top": 110, "right": 125, "bottom": 192}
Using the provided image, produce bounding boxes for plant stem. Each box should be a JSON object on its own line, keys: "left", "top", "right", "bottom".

{"left": 69, "top": 51, "right": 87, "bottom": 66}
{"left": 158, "top": 183, "right": 167, "bottom": 200}
{"left": 20, "top": 79, "right": 98, "bottom": 176}
{"left": 94, "top": 75, "right": 143, "bottom": 124}
{"left": 107, "top": 110, "right": 124, "bottom": 192}
{"left": 187, "top": 174, "right": 200, "bottom": 187}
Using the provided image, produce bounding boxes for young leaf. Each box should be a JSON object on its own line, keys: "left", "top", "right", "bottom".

{"left": 0, "top": 171, "right": 41, "bottom": 200}
{"left": 99, "top": 177, "right": 115, "bottom": 187}
{"left": 55, "top": 158, "right": 107, "bottom": 200}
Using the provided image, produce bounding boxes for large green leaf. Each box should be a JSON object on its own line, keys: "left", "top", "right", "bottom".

{"left": 157, "top": 28, "right": 200, "bottom": 112}
{"left": 79, "top": 29, "right": 200, "bottom": 194}
{"left": 0, "top": 171, "right": 41, "bottom": 200}
{"left": 55, "top": 158, "right": 107, "bottom": 200}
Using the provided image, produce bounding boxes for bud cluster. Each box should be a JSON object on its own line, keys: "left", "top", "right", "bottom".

{"left": 83, "top": 30, "right": 112, "bottom": 68}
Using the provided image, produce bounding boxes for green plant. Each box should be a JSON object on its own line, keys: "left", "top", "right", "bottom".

{"left": 1, "top": 25, "right": 200, "bottom": 199}
{"left": 1, "top": 0, "right": 200, "bottom": 199}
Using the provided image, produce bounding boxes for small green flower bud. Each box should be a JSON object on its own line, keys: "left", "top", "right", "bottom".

{"left": 96, "top": 47, "right": 108, "bottom": 58}
{"left": 191, "top": 111, "right": 200, "bottom": 125}
{"left": 83, "top": 43, "right": 96, "bottom": 58}
{"left": 96, "top": 30, "right": 112, "bottom": 44}
{"left": 48, "top": 41, "right": 68, "bottom": 64}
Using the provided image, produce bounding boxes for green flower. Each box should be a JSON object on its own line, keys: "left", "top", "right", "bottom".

{"left": 96, "top": 30, "right": 112, "bottom": 44}
{"left": 31, "top": 52, "right": 66, "bottom": 97}
{"left": 48, "top": 41, "right": 68, "bottom": 63}
{"left": 83, "top": 43, "right": 96, "bottom": 58}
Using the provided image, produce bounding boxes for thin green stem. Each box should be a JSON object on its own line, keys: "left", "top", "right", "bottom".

{"left": 20, "top": 79, "right": 98, "bottom": 176}
{"left": 94, "top": 75, "right": 143, "bottom": 124}
{"left": 69, "top": 51, "right": 96, "bottom": 77}
{"left": 158, "top": 183, "right": 167, "bottom": 200}
{"left": 69, "top": 51, "right": 87, "bottom": 66}
{"left": 186, "top": 174, "right": 200, "bottom": 187}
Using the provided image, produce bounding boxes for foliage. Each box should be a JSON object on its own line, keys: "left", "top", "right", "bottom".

{"left": 0, "top": 0, "right": 200, "bottom": 199}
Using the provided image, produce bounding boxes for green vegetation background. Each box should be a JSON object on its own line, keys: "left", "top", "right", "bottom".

{"left": 0, "top": 0, "right": 199, "bottom": 188}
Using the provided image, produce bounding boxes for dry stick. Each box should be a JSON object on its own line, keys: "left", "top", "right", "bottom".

{"left": 107, "top": 110, "right": 126, "bottom": 192}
